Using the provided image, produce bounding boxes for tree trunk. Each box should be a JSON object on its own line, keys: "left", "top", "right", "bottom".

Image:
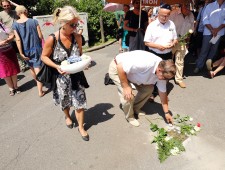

{"left": 100, "top": 15, "right": 105, "bottom": 43}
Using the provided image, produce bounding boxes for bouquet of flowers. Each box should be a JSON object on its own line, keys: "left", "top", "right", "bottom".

{"left": 148, "top": 114, "right": 201, "bottom": 163}
{"left": 60, "top": 54, "right": 91, "bottom": 74}
{"left": 178, "top": 29, "right": 193, "bottom": 47}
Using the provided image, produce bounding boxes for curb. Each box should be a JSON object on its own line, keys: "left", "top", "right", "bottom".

{"left": 84, "top": 39, "right": 117, "bottom": 53}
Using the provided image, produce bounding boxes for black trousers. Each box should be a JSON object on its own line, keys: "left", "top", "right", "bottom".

{"left": 148, "top": 49, "right": 172, "bottom": 60}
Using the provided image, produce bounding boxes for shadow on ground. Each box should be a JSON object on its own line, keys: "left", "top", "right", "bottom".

{"left": 71, "top": 103, "right": 115, "bottom": 130}
{"left": 19, "top": 79, "right": 36, "bottom": 92}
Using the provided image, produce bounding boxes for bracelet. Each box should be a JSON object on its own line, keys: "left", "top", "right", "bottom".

{"left": 165, "top": 111, "right": 170, "bottom": 115}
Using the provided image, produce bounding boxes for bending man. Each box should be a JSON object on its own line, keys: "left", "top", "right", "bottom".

{"left": 108, "top": 50, "right": 176, "bottom": 127}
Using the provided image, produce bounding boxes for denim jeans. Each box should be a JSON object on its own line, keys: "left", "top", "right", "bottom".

{"left": 196, "top": 35, "right": 221, "bottom": 69}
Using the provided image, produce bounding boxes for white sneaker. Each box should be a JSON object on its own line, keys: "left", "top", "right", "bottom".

{"left": 134, "top": 110, "right": 146, "bottom": 116}
{"left": 127, "top": 118, "right": 140, "bottom": 127}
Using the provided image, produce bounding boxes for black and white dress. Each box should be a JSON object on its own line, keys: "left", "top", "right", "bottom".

{"left": 52, "top": 32, "right": 89, "bottom": 111}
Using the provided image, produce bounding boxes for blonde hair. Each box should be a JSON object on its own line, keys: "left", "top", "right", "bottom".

{"left": 53, "top": 6, "right": 80, "bottom": 25}
{"left": 15, "top": 5, "right": 27, "bottom": 15}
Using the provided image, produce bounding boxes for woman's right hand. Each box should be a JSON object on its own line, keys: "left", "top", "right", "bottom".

{"left": 56, "top": 65, "right": 66, "bottom": 75}
{"left": 123, "top": 86, "right": 134, "bottom": 101}
{"left": 20, "top": 54, "right": 30, "bottom": 61}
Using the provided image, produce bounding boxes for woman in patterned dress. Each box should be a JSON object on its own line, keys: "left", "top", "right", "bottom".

{"left": 41, "top": 6, "right": 90, "bottom": 141}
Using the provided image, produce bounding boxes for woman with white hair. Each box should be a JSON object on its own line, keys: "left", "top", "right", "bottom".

{"left": 41, "top": 6, "right": 90, "bottom": 141}
{"left": 12, "top": 5, "right": 45, "bottom": 97}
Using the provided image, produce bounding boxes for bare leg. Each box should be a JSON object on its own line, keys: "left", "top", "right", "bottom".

{"left": 119, "top": 38, "right": 122, "bottom": 52}
{"left": 63, "top": 107, "right": 73, "bottom": 126}
{"left": 4, "top": 76, "right": 14, "bottom": 91}
{"left": 212, "top": 57, "right": 224, "bottom": 68}
{"left": 30, "top": 67, "right": 44, "bottom": 96}
{"left": 75, "top": 108, "right": 88, "bottom": 136}
{"left": 213, "top": 57, "right": 225, "bottom": 76}
{"left": 11, "top": 75, "right": 18, "bottom": 89}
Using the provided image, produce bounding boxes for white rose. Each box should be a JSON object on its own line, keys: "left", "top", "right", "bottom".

{"left": 189, "top": 117, "right": 193, "bottom": 121}
{"left": 190, "top": 129, "right": 195, "bottom": 134}
{"left": 170, "top": 147, "right": 179, "bottom": 155}
{"left": 194, "top": 126, "right": 201, "bottom": 132}
{"left": 165, "top": 136, "right": 172, "bottom": 141}
{"left": 189, "top": 29, "right": 193, "bottom": 34}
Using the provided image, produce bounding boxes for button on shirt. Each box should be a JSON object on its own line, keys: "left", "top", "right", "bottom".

{"left": 144, "top": 18, "right": 177, "bottom": 54}
{"left": 202, "top": 1, "right": 225, "bottom": 36}
{"left": 169, "top": 10, "right": 194, "bottom": 36}
{"left": 115, "top": 50, "right": 167, "bottom": 92}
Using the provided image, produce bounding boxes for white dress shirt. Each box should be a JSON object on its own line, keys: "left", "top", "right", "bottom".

{"left": 144, "top": 18, "right": 177, "bottom": 54}
{"left": 169, "top": 10, "right": 194, "bottom": 37}
{"left": 203, "top": 1, "right": 225, "bottom": 36}
{"left": 116, "top": 50, "right": 167, "bottom": 92}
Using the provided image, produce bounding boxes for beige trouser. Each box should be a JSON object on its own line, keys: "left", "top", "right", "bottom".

{"left": 172, "top": 43, "right": 187, "bottom": 83}
{"left": 108, "top": 60, "right": 153, "bottom": 119}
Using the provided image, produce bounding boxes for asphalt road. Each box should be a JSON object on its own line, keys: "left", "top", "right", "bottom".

{"left": 1, "top": 42, "right": 225, "bottom": 170}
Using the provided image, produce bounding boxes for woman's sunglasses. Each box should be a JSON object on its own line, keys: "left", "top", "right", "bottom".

{"left": 69, "top": 23, "right": 79, "bottom": 28}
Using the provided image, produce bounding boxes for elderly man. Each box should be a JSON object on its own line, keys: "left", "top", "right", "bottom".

{"left": 108, "top": 50, "right": 176, "bottom": 126}
{"left": 144, "top": 3, "right": 177, "bottom": 60}
{"left": 194, "top": 0, "right": 225, "bottom": 74}
{"left": 169, "top": 3, "right": 194, "bottom": 88}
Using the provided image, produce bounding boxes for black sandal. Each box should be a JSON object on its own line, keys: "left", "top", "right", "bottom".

{"left": 65, "top": 116, "right": 73, "bottom": 129}
{"left": 15, "top": 88, "right": 21, "bottom": 94}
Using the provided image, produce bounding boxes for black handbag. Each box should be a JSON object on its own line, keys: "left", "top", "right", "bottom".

{"left": 125, "top": 33, "right": 129, "bottom": 46}
{"left": 81, "top": 35, "right": 85, "bottom": 46}
{"left": 36, "top": 34, "right": 56, "bottom": 85}
{"left": 104, "top": 73, "right": 115, "bottom": 85}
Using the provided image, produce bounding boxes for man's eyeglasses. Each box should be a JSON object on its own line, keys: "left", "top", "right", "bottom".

{"left": 69, "top": 23, "right": 78, "bottom": 28}
{"left": 3, "top": 5, "right": 10, "bottom": 8}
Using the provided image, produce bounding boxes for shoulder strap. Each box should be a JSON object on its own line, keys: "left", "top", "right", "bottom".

{"left": 49, "top": 33, "right": 56, "bottom": 49}
{"left": 0, "top": 22, "right": 5, "bottom": 31}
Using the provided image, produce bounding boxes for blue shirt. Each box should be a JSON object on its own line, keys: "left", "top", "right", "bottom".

{"left": 203, "top": 1, "right": 225, "bottom": 36}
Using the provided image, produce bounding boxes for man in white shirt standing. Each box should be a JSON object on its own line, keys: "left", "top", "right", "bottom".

{"left": 108, "top": 50, "right": 175, "bottom": 126}
{"left": 194, "top": 0, "right": 225, "bottom": 74}
{"left": 144, "top": 3, "right": 177, "bottom": 60}
{"left": 169, "top": 3, "right": 194, "bottom": 88}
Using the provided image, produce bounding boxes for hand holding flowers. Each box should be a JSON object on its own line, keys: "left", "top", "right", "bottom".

{"left": 178, "top": 29, "right": 193, "bottom": 47}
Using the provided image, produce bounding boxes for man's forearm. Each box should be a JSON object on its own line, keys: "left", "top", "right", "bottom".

{"left": 117, "top": 64, "right": 129, "bottom": 88}
{"left": 158, "top": 91, "right": 169, "bottom": 113}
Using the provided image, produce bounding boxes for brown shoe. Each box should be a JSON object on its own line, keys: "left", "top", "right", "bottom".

{"left": 177, "top": 81, "right": 186, "bottom": 88}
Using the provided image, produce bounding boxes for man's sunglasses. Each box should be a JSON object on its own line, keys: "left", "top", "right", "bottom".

{"left": 69, "top": 23, "right": 79, "bottom": 28}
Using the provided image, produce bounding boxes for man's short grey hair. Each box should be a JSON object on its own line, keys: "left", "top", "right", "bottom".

{"left": 158, "top": 59, "right": 176, "bottom": 78}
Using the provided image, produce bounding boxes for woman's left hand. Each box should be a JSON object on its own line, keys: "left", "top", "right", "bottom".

{"left": 0, "top": 40, "right": 7, "bottom": 46}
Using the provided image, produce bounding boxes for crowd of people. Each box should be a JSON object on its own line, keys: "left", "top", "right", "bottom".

{"left": 111, "top": 0, "right": 225, "bottom": 126}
